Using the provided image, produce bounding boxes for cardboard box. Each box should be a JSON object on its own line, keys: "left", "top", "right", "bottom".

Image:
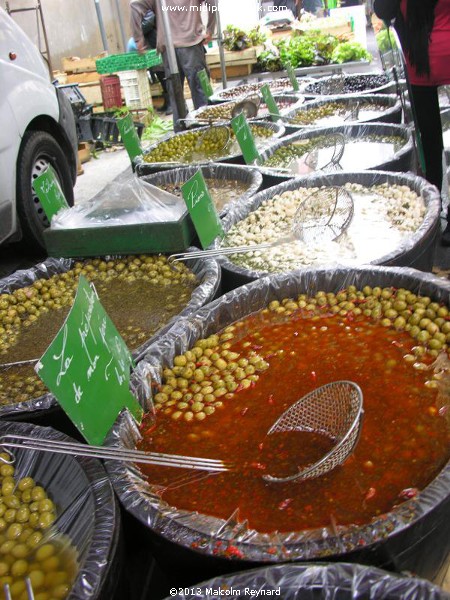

{"left": 78, "top": 82, "right": 103, "bottom": 105}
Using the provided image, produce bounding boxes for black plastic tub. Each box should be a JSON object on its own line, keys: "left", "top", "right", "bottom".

{"left": 136, "top": 121, "right": 285, "bottom": 175}
{"left": 0, "top": 254, "right": 220, "bottom": 425}
{"left": 0, "top": 419, "right": 121, "bottom": 600}
{"left": 135, "top": 163, "right": 263, "bottom": 216}
{"left": 165, "top": 563, "right": 450, "bottom": 600}
{"left": 216, "top": 171, "right": 439, "bottom": 292}
{"left": 281, "top": 94, "right": 402, "bottom": 133}
{"left": 257, "top": 123, "right": 413, "bottom": 180}
{"left": 105, "top": 265, "right": 450, "bottom": 586}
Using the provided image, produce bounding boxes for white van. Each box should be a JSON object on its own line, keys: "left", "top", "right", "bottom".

{"left": 0, "top": 7, "right": 77, "bottom": 249}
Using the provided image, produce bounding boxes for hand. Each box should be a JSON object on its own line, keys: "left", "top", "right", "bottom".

{"left": 203, "top": 33, "right": 213, "bottom": 44}
{"left": 137, "top": 39, "right": 147, "bottom": 54}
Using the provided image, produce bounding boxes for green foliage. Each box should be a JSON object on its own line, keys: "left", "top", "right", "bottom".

{"left": 256, "top": 49, "right": 283, "bottom": 72}
{"left": 376, "top": 28, "right": 397, "bottom": 53}
{"left": 331, "top": 41, "right": 372, "bottom": 64}
{"left": 223, "top": 25, "right": 251, "bottom": 51}
{"left": 141, "top": 109, "right": 173, "bottom": 144}
{"left": 248, "top": 26, "right": 267, "bottom": 47}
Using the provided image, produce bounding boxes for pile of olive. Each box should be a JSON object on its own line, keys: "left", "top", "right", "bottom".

{"left": 305, "top": 74, "right": 389, "bottom": 95}
{"left": 288, "top": 102, "right": 342, "bottom": 125}
{"left": 144, "top": 125, "right": 274, "bottom": 165}
{"left": 218, "top": 78, "right": 294, "bottom": 101}
{"left": 263, "top": 136, "right": 330, "bottom": 168}
{"left": 265, "top": 285, "right": 450, "bottom": 361}
{"left": 0, "top": 454, "right": 78, "bottom": 598}
{"left": 195, "top": 104, "right": 234, "bottom": 121}
{"left": 0, "top": 256, "right": 197, "bottom": 407}
{"left": 0, "top": 256, "right": 196, "bottom": 356}
{"left": 155, "top": 284, "right": 450, "bottom": 424}
{"left": 154, "top": 329, "right": 270, "bottom": 423}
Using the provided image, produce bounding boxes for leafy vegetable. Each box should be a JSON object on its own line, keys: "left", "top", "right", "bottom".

{"left": 223, "top": 25, "right": 251, "bottom": 51}
{"left": 256, "top": 49, "right": 283, "bottom": 72}
{"left": 141, "top": 109, "right": 173, "bottom": 144}
{"left": 331, "top": 41, "right": 372, "bottom": 64}
{"left": 248, "top": 26, "right": 267, "bottom": 47}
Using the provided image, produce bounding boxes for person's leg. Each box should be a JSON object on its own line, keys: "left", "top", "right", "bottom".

{"left": 154, "top": 69, "right": 172, "bottom": 114}
{"left": 162, "top": 50, "right": 187, "bottom": 131}
{"left": 176, "top": 44, "right": 209, "bottom": 110}
{"left": 410, "top": 85, "right": 443, "bottom": 192}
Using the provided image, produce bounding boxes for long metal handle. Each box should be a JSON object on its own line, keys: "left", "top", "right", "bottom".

{"left": 0, "top": 435, "right": 231, "bottom": 473}
{"left": 4, "top": 578, "right": 34, "bottom": 600}
{"left": 169, "top": 241, "right": 285, "bottom": 263}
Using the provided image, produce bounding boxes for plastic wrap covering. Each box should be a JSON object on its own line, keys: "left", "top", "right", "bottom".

{"left": 212, "top": 171, "right": 440, "bottom": 288}
{"left": 281, "top": 94, "right": 402, "bottom": 131}
{"left": 186, "top": 94, "right": 305, "bottom": 128}
{"left": 105, "top": 265, "right": 450, "bottom": 580}
{"left": 442, "top": 108, "right": 450, "bottom": 153}
{"left": 165, "top": 563, "right": 450, "bottom": 600}
{"left": 135, "top": 164, "right": 263, "bottom": 216}
{"left": 303, "top": 72, "right": 396, "bottom": 98}
{"left": 51, "top": 176, "right": 187, "bottom": 229}
{"left": 0, "top": 253, "right": 220, "bottom": 416}
{"left": 258, "top": 123, "right": 413, "bottom": 179}
{"left": 0, "top": 419, "right": 120, "bottom": 600}
{"left": 135, "top": 121, "right": 285, "bottom": 175}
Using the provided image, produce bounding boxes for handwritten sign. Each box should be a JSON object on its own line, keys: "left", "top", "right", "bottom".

{"left": 36, "top": 276, "right": 142, "bottom": 445}
{"left": 198, "top": 69, "right": 214, "bottom": 98}
{"left": 230, "top": 112, "right": 261, "bottom": 165}
{"left": 117, "top": 113, "right": 143, "bottom": 162}
{"left": 285, "top": 62, "right": 300, "bottom": 92}
{"left": 181, "top": 170, "right": 224, "bottom": 249}
{"left": 32, "top": 165, "right": 70, "bottom": 221}
{"left": 260, "top": 84, "right": 281, "bottom": 122}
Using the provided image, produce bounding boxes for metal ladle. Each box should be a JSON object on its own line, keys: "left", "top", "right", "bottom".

{"left": 169, "top": 185, "right": 354, "bottom": 263}
{"left": 263, "top": 381, "right": 364, "bottom": 483}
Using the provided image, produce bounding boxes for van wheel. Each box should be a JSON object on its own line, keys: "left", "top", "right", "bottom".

{"left": 16, "top": 130, "right": 74, "bottom": 250}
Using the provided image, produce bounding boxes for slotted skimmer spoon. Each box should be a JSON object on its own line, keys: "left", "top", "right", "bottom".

{"left": 169, "top": 185, "right": 354, "bottom": 262}
{"left": 263, "top": 381, "right": 364, "bottom": 483}
{"left": 231, "top": 94, "right": 261, "bottom": 119}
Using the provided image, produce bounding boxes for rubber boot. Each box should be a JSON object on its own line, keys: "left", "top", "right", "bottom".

{"left": 160, "top": 92, "right": 173, "bottom": 116}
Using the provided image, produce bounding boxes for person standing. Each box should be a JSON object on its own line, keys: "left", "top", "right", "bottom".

{"left": 130, "top": 0, "right": 172, "bottom": 114}
{"left": 374, "top": 0, "right": 450, "bottom": 244}
{"left": 142, "top": 0, "right": 217, "bottom": 131}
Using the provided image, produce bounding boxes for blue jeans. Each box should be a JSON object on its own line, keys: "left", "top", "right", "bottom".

{"left": 162, "top": 43, "right": 209, "bottom": 131}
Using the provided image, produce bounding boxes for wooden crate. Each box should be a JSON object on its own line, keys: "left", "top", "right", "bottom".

{"left": 62, "top": 52, "right": 107, "bottom": 73}
{"left": 205, "top": 46, "right": 258, "bottom": 68}
{"left": 210, "top": 63, "right": 253, "bottom": 80}
{"left": 66, "top": 72, "right": 101, "bottom": 84}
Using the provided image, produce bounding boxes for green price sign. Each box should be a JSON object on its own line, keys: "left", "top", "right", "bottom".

{"left": 198, "top": 68, "right": 214, "bottom": 98}
{"left": 32, "top": 164, "right": 70, "bottom": 222}
{"left": 260, "top": 84, "right": 281, "bottom": 122}
{"left": 36, "top": 276, "right": 142, "bottom": 445}
{"left": 285, "top": 62, "right": 299, "bottom": 92}
{"left": 117, "top": 113, "right": 143, "bottom": 162}
{"left": 181, "top": 170, "right": 224, "bottom": 249}
{"left": 230, "top": 112, "right": 261, "bottom": 165}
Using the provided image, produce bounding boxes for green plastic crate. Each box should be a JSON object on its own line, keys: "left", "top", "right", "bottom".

{"left": 96, "top": 50, "right": 162, "bottom": 74}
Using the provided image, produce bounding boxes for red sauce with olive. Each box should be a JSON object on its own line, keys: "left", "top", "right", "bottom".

{"left": 139, "top": 310, "right": 450, "bottom": 533}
